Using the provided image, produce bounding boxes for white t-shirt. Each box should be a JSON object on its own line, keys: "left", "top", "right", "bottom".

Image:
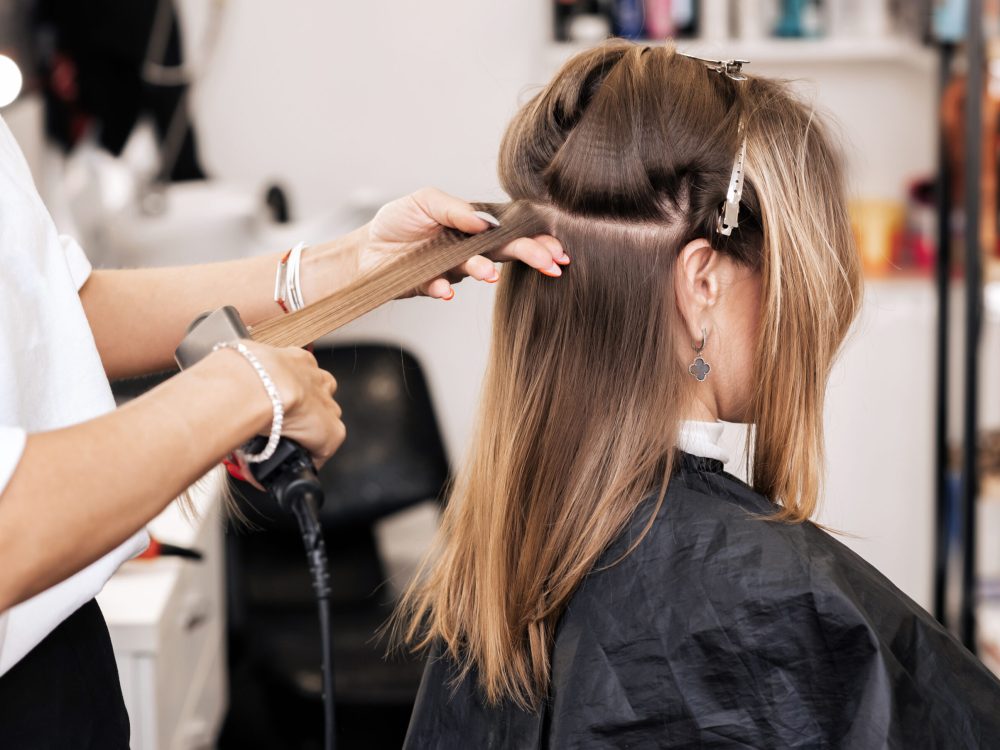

{"left": 0, "top": 116, "right": 148, "bottom": 675}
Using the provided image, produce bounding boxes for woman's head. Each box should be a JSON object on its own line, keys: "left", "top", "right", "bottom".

{"left": 397, "top": 41, "right": 862, "bottom": 707}
{"left": 498, "top": 41, "right": 859, "bottom": 431}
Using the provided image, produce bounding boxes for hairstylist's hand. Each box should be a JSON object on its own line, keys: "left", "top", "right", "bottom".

{"left": 364, "top": 187, "right": 569, "bottom": 300}
{"left": 214, "top": 342, "right": 345, "bottom": 488}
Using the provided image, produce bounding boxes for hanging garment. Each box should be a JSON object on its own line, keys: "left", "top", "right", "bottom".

{"left": 405, "top": 453, "right": 1000, "bottom": 749}
{"left": 37, "top": 0, "right": 208, "bottom": 181}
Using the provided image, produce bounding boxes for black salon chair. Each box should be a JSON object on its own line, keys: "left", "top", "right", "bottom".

{"left": 219, "top": 344, "right": 450, "bottom": 750}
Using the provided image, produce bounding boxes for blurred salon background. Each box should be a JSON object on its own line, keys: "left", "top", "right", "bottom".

{"left": 0, "top": 0, "right": 996, "bottom": 747}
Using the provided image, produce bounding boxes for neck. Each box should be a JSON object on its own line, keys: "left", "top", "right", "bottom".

{"left": 683, "top": 389, "right": 719, "bottom": 423}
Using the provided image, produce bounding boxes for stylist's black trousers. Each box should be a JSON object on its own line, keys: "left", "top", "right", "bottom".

{"left": 0, "top": 599, "right": 130, "bottom": 748}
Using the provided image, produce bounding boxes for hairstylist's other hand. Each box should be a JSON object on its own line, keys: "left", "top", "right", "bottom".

{"left": 213, "top": 342, "right": 345, "bottom": 489}
{"left": 364, "top": 187, "right": 569, "bottom": 300}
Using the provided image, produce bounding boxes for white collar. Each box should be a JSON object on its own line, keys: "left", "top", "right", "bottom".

{"left": 677, "top": 420, "right": 730, "bottom": 465}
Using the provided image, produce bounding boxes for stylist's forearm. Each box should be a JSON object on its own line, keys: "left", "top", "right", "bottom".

{"left": 80, "top": 228, "right": 364, "bottom": 379}
{"left": 0, "top": 350, "right": 270, "bottom": 612}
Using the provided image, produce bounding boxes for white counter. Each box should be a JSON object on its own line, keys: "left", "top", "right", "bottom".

{"left": 97, "top": 470, "right": 228, "bottom": 750}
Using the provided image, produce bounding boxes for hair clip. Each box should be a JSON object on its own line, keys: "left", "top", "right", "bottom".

{"left": 718, "top": 135, "right": 746, "bottom": 236}
{"left": 678, "top": 51, "right": 750, "bottom": 81}
{"left": 676, "top": 51, "right": 750, "bottom": 235}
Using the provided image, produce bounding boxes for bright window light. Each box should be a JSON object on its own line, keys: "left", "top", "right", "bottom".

{"left": 0, "top": 55, "right": 24, "bottom": 108}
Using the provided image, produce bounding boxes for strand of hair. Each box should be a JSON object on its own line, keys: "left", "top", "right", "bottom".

{"left": 248, "top": 202, "right": 543, "bottom": 348}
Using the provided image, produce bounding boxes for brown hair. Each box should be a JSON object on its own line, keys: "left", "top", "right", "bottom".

{"left": 387, "top": 40, "right": 863, "bottom": 709}
{"left": 248, "top": 40, "right": 862, "bottom": 708}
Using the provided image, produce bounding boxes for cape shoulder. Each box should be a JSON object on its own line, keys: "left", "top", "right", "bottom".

{"left": 405, "top": 459, "right": 1000, "bottom": 749}
{"left": 547, "top": 463, "right": 1000, "bottom": 748}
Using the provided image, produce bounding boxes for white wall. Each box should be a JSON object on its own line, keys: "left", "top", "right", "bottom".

{"left": 748, "top": 59, "right": 936, "bottom": 200}
{"left": 819, "top": 280, "right": 937, "bottom": 605}
{"left": 186, "top": 0, "right": 550, "bottom": 218}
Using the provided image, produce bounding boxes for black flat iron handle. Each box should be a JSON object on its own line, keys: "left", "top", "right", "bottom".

{"left": 242, "top": 434, "right": 323, "bottom": 511}
{"left": 174, "top": 306, "right": 323, "bottom": 510}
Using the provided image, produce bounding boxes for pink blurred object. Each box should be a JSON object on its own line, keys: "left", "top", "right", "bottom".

{"left": 644, "top": 0, "right": 675, "bottom": 38}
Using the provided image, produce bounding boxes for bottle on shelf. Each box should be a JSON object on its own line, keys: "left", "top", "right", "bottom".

{"left": 672, "top": 0, "right": 697, "bottom": 38}
{"left": 644, "top": 0, "right": 675, "bottom": 39}
{"left": 826, "top": 0, "right": 893, "bottom": 39}
{"left": 613, "top": 0, "right": 645, "bottom": 39}
{"left": 554, "top": 0, "right": 578, "bottom": 42}
{"left": 774, "top": 0, "right": 825, "bottom": 38}
{"left": 553, "top": 0, "right": 702, "bottom": 44}
{"left": 736, "top": 0, "right": 767, "bottom": 41}
{"left": 698, "top": 0, "right": 730, "bottom": 42}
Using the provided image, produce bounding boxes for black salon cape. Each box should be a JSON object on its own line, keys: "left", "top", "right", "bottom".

{"left": 404, "top": 453, "right": 1000, "bottom": 749}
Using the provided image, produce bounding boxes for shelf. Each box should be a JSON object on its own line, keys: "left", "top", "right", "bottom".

{"left": 546, "top": 36, "right": 935, "bottom": 74}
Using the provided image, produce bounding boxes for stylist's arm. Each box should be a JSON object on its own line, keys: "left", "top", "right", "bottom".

{"left": 0, "top": 341, "right": 344, "bottom": 614}
{"left": 79, "top": 187, "right": 567, "bottom": 380}
{"left": 0, "top": 186, "right": 563, "bottom": 614}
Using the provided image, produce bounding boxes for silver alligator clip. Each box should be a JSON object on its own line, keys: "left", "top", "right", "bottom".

{"left": 678, "top": 51, "right": 750, "bottom": 82}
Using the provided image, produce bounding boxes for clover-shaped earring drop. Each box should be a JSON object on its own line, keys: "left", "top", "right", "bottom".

{"left": 689, "top": 328, "right": 711, "bottom": 382}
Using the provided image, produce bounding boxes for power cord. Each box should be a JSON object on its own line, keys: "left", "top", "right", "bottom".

{"left": 245, "top": 436, "right": 337, "bottom": 750}
{"left": 174, "top": 310, "right": 337, "bottom": 748}
{"left": 290, "top": 490, "right": 336, "bottom": 750}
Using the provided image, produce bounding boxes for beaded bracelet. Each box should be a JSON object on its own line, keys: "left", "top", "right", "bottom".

{"left": 213, "top": 341, "right": 284, "bottom": 463}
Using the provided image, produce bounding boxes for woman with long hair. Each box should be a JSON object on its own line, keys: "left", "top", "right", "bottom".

{"left": 398, "top": 42, "right": 1000, "bottom": 748}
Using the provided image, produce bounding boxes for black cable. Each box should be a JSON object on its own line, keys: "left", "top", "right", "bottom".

{"left": 315, "top": 590, "right": 336, "bottom": 750}
{"left": 290, "top": 490, "right": 336, "bottom": 750}
{"left": 960, "top": 0, "right": 984, "bottom": 653}
{"left": 173, "top": 317, "right": 336, "bottom": 744}
{"left": 933, "top": 41, "right": 954, "bottom": 628}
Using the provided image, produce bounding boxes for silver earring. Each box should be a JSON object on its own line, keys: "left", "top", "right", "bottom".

{"left": 689, "top": 328, "right": 711, "bottom": 382}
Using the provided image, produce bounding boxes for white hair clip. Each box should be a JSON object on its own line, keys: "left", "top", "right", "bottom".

{"left": 678, "top": 51, "right": 750, "bottom": 81}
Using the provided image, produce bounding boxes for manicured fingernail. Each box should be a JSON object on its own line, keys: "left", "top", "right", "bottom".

{"left": 540, "top": 263, "right": 562, "bottom": 278}
{"left": 473, "top": 210, "right": 500, "bottom": 228}
{"left": 484, "top": 270, "right": 500, "bottom": 283}
{"left": 442, "top": 288, "right": 456, "bottom": 301}
{"left": 555, "top": 253, "right": 571, "bottom": 265}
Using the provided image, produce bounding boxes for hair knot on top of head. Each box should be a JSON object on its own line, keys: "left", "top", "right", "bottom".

{"left": 498, "top": 42, "right": 761, "bottom": 262}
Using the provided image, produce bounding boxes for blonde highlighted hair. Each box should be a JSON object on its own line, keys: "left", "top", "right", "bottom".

{"left": 393, "top": 41, "right": 863, "bottom": 708}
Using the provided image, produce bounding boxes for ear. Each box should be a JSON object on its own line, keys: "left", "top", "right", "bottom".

{"left": 674, "top": 238, "right": 722, "bottom": 344}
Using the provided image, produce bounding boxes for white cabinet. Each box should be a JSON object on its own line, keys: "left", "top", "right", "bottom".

{"left": 97, "top": 471, "right": 228, "bottom": 750}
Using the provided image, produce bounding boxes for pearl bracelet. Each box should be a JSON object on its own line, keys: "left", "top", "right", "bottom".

{"left": 213, "top": 341, "right": 284, "bottom": 463}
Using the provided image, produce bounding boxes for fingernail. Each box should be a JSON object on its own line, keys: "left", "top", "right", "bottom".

{"left": 484, "top": 270, "right": 500, "bottom": 283}
{"left": 442, "top": 288, "right": 456, "bottom": 301}
{"left": 222, "top": 457, "right": 247, "bottom": 482}
{"left": 555, "top": 253, "right": 571, "bottom": 266}
{"left": 473, "top": 210, "right": 500, "bottom": 228}
{"left": 540, "top": 263, "right": 562, "bottom": 278}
